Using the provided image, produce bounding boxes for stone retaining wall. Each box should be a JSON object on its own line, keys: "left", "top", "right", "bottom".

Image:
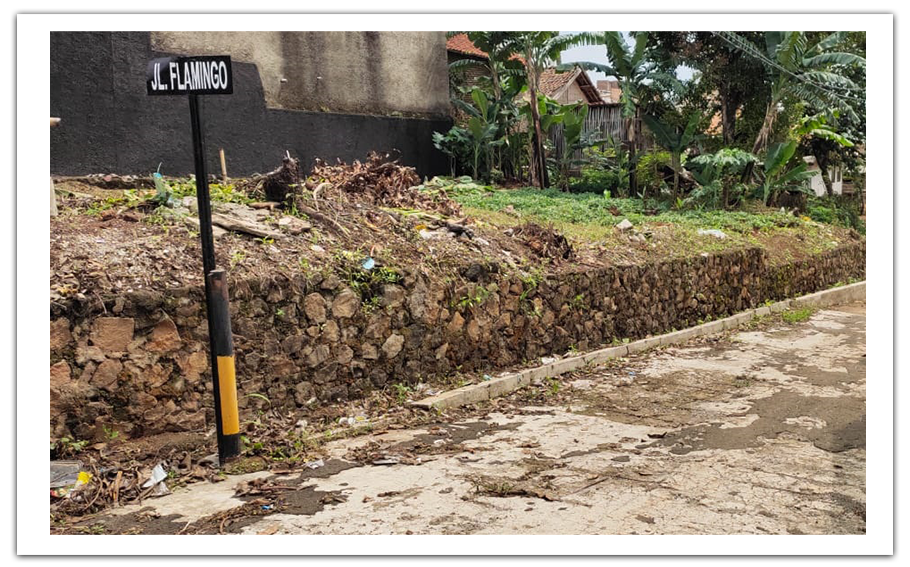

{"left": 49, "top": 242, "right": 865, "bottom": 441}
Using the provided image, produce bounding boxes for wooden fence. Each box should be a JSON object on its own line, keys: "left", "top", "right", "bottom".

{"left": 549, "top": 104, "right": 651, "bottom": 169}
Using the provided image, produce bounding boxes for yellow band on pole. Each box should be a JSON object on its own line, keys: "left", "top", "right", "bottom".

{"left": 216, "top": 356, "right": 240, "bottom": 435}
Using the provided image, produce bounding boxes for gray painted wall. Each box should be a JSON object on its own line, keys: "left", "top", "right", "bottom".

{"left": 151, "top": 31, "right": 451, "bottom": 117}
{"left": 50, "top": 32, "right": 451, "bottom": 177}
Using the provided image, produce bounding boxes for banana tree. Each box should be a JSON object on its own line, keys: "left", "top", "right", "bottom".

{"left": 559, "top": 32, "right": 683, "bottom": 195}
{"left": 492, "top": 32, "right": 587, "bottom": 189}
{"left": 738, "top": 31, "right": 865, "bottom": 155}
{"left": 454, "top": 88, "right": 501, "bottom": 181}
{"left": 641, "top": 113, "right": 702, "bottom": 201}
{"left": 447, "top": 32, "right": 526, "bottom": 102}
{"left": 760, "top": 140, "right": 815, "bottom": 206}
{"left": 791, "top": 111, "right": 854, "bottom": 196}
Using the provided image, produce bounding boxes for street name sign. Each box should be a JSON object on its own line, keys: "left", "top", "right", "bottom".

{"left": 147, "top": 55, "right": 233, "bottom": 96}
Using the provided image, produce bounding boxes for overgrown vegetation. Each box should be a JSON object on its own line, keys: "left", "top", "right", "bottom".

{"left": 439, "top": 30, "right": 866, "bottom": 227}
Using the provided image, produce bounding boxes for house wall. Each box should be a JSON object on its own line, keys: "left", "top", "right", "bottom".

{"left": 447, "top": 51, "right": 488, "bottom": 110}
{"left": 556, "top": 81, "right": 588, "bottom": 105}
{"left": 151, "top": 32, "right": 451, "bottom": 118}
{"left": 50, "top": 32, "right": 452, "bottom": 177}
{"left": 807, "top": 165, "right": 844, "bottom": 196}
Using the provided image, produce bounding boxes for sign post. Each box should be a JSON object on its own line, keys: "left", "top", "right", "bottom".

{"left": 147, "top": 56, "right": 240, "bottom": 464}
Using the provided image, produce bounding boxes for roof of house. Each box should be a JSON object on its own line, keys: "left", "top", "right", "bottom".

{"left": 447, "top": 34, "right": 606, "bottom": 106}
{"left": 446, "top": 34, "right": 489, "bottom": 59}
{"left": 540, "top": 67, "right": 607, "bottom": 106}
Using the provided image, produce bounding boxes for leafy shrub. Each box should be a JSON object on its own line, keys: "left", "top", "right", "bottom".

{"left": 807, "top": 195, "right": 865, "bottom": 233}
{"left": 569, "top": 168, "right": 622, "bottom": 194}
{"left": 636, "top": 150, "right": 672, "bottom": 194}
{"left": 569, "top": 146, "right": 630, "bottom": 195}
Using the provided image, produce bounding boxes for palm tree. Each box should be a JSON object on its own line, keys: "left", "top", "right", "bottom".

{"left": 718, "top": 31, "right": 865, "bottom": 155}
{"left": 559, "top": 32, "right": 682, "bottom": 196}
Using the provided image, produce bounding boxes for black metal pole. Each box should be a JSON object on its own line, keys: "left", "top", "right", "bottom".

{"left": 188, "top": 94, "right": 240, "bottom": 464}
{"left": 208, "top": 269, "right": 241, "bottom": 460}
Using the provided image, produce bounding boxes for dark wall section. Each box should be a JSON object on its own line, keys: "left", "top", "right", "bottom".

{"left": 50, "top": 32, "right": 452, "bottom": 177}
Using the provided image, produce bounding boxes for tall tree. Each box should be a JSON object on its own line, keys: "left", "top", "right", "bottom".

{"left": 560, "top": 32, "right": 681, "bottom": 197}
{"left": 453, "top": 32, "right": 586, "bottom": 189}
{"left": 504, "top": 32, "right": 588, "bottom": 189}
{"left": 649, "top": 32, "right": 767, "bottom": 146}
{"left": 716, "top": 31, "right": 865, "bottom": 155}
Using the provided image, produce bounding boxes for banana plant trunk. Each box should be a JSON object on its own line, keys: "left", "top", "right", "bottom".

{"left": 528, "top": 78, "right": 549, "bottom": 189}
{"left": 817, "top": 153, "right": 834, "bottom": 196}
{"left": 752, "top": 97, "right": 779, "bottom": 155}
{"left": 628, "top": 112, "right": 639, "bottom": 200}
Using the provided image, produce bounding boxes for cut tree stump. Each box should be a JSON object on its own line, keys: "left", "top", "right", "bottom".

{"left": 262, "top": 155, "right": 301, "bottom": 203}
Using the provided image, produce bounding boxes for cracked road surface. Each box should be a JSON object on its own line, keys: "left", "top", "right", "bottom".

{"left": 91, "top": 303, "right": 866, "bottom": 535}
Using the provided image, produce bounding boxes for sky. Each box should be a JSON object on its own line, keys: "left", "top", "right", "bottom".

{"left": 559, "top": 31, "right": 695, "bottom": 85}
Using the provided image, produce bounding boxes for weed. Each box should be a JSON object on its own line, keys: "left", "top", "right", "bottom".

{"left": 54, "top": 436, "right": 88, "bottom": 456}
{"left": 782, "top": 307, "right": 814, "bottom": 324}
{"left": 546, "top": 377, "right": 560, "bottom": 396}
{"left": 102, "top": 425, "right": 120, "bottom": 441}
{"left": 361, "top": 295, "right": 382, "bottom": 315}
{"left": 392, "top": 383, "right": 412, "bottom": 405}
{"left": 78, "top": 524, "right": 106, "bottom": 535}
{"left": 455, "top": 286, "right": 491, "bottom": 310}
{"left": 230, "top": 250, "right": 247, "bottom": 269}
{"left": 732, "top": 375, "right": 753, "bottom": 388}
{"left": 244, "top": 392, "right": 272, "bottom": 407}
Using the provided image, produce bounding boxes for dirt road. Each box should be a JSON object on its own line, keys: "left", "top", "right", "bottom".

{"left": 85, "top": 303, "right": 866, "bottom": 535}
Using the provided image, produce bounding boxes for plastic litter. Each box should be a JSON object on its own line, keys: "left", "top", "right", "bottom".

{"left": 141, "top": 463, "right": 171, "bottom": 496}
{"left": 697, "top": 229, "right": 727, "bottom": 239}
{"left": 372, "top": 456, "right": 401, "bottom": 466}
{"left": 338, "top": 416, "right": 369, "bottom": 427}
{"left": 50, "top": 460, "right": 83, "bottom": 489}
{"left": 361, "top": 257, "right": 376, "bottom": 270}
{"left": 483, "top": 374, "right": 493, "bottom": 381}
{"left": 304, "top": 459, "right": 324, "bottom": 470}
{"left": 142, "top": 464, "right": 168, "bottom": 488}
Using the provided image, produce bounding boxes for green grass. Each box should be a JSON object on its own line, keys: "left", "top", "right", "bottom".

{"left": 448, "top": 185, "right": 854, "bottom": 263}
{"left": 782, "top": 307, "right": 814, "bottom": 324}
{"left": 451, "top": 186, "right": 805, "bottom": 234}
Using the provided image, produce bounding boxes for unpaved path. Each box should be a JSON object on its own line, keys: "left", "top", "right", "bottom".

{"left": 80, "top": 303, "right": 865, "bottom": 535}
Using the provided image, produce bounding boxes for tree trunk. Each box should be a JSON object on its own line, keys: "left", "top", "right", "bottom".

{"left": 817, "top": 153, "right": 834, "bottom": 196}
{"left": 720, "top": 83, "right": 737, "bottom": 146}
{"left": 752, "top": 98, "right": 778, "bottom": 155}
{"left": 672, "top": 154, "right": 680, "bottom": 202}
{"left": 628, "top": 113, "right": 639, "bottom": 197}
{"left": 528, "top": 77, "right": 548, "bottom": 190}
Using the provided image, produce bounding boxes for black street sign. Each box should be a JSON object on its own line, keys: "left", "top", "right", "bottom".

{"left": 147, "top": 55, "right": 233, "bottom": 96}
{"left": 146, "top": 54, "right": 240, "bottom": 464}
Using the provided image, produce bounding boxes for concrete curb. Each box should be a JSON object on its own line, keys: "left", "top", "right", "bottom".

{"left": 410, "top": 281, "right": 865, "bottom": 411}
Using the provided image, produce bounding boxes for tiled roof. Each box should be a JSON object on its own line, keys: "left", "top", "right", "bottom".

{"left": 446, "top": 34, "right": 489, "bottom": 59}
{"left": 540, "top": 67, "right": 606, "bottom": 106}
{"left": 538, "top": 68, "right": 577, "bottom": 97}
